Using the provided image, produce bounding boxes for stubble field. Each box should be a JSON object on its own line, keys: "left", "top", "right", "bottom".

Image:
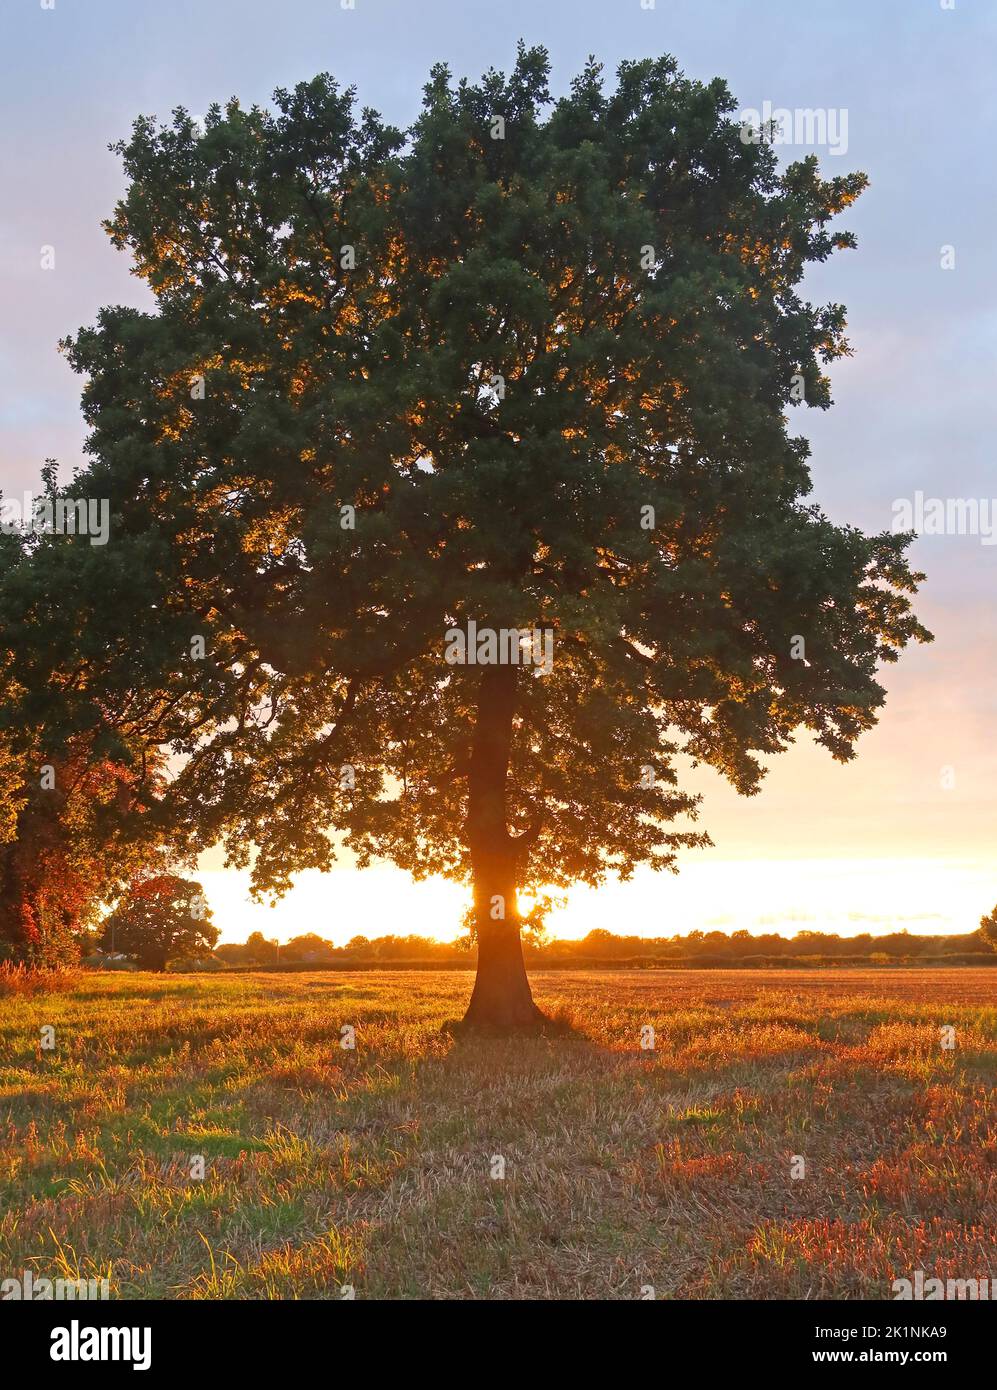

{"left": 1, "top": 968, "right": 995, "bottom": 1299}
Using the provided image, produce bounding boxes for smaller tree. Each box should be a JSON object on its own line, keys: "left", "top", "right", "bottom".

{"left": 245, "top": 930, "right": 280, "bottom": 965}
{"left": 0, "top": 738, "right": 157, "bottom": 967}
{"left": 281, "top": 933, "right": 335, "bottom": 963}
{"left": 979, "top": 906, "right": 997, "bottom": 953}
{"left": 102, "top": 874, "right": 217, "bottom": 971}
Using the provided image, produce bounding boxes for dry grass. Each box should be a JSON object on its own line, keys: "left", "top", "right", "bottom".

{"left": 1, "top": 968, "right": 994, "bottom": 1299}
{"left": 0, "top": 961, "right": 80, "bottom": 998}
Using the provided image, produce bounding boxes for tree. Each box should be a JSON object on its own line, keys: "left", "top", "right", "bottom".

{"left": 0, "top": 471, "right": 169, "bottom": 965}
{"left": 281, "top": 932, "right": 335, "bottom": 962}
{"left": 979, "top": 907, "right": 997, "bottom": 953}
{"left": 7, "top": 47, "right": 929, "bottom": 1028}
{"left": 245, "top": 930, "right": 280, "bottom": 964}
{"left": 0, "top": 734, "right": 158, "bottom": 966}
{"left": 101, "top": 874, "right": 217, "bottom": 971}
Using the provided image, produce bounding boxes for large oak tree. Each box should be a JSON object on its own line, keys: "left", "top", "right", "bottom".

{"left": 3, "top": 47, "right": 929, "bottom": 1026}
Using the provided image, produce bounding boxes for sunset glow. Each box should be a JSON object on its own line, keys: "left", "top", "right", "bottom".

{"left": 199, "top": 854, "right": 994, "bottom": 946}
{"left": 3, "top": 0, "right": 996, "bottom": 1342}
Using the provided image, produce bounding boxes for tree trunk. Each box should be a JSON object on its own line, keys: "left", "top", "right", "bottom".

{"left": 460, "top": 664, "right": 545, "bottom": 1034}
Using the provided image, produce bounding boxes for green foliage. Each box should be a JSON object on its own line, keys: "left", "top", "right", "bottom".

{"left": 2, "top": 46, "right": 929, "bottom": 923}
{"left": 101, "top": 874, "right": 217, "bottom": 971}
{"left": 210, "top": 924, "right": 994, "bottom": 971}
{"left": 979, "top": 906, "right": 997, "bottom": 953}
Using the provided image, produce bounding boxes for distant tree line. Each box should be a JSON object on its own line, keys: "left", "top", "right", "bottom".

{"left": 209, "top": 923, "right": 997, "bottom": 971}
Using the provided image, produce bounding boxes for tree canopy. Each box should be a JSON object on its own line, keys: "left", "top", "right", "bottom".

{"left": 0, "top": 46, "right": 929, "bottom": 1023}
{"left": 101, "top": 873, "right": 216, "bottom": 971}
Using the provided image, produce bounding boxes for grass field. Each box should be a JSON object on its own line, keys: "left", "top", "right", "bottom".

{"left": 2, "top": 968, "right": 995, "bottom": 1300}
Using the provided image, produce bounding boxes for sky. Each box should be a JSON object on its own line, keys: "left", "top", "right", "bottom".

{"left": 2, "top": 0, "right": 996, "bottom": 943}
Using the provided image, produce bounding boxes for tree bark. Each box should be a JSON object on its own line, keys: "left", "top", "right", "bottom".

{"left": 460, "top": 664, "right": 545, "bottom": 1033}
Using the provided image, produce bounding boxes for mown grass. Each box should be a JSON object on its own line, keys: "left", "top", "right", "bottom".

{"left": 1, "top": 968, "right": 994, "bottom": 1299}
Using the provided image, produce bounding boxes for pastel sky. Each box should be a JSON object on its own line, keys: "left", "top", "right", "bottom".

{"left": 2, "top": 0, "right": 996, "bottom": 942}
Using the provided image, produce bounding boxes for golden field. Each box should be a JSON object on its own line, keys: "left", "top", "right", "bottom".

{"left": 1, "top": 968, "right": 995, "bottom": 1299}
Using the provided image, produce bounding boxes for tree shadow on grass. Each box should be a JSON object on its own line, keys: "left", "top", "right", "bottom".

{"left": 440, "top": 1005, "right": 591, "bottom": 1044}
